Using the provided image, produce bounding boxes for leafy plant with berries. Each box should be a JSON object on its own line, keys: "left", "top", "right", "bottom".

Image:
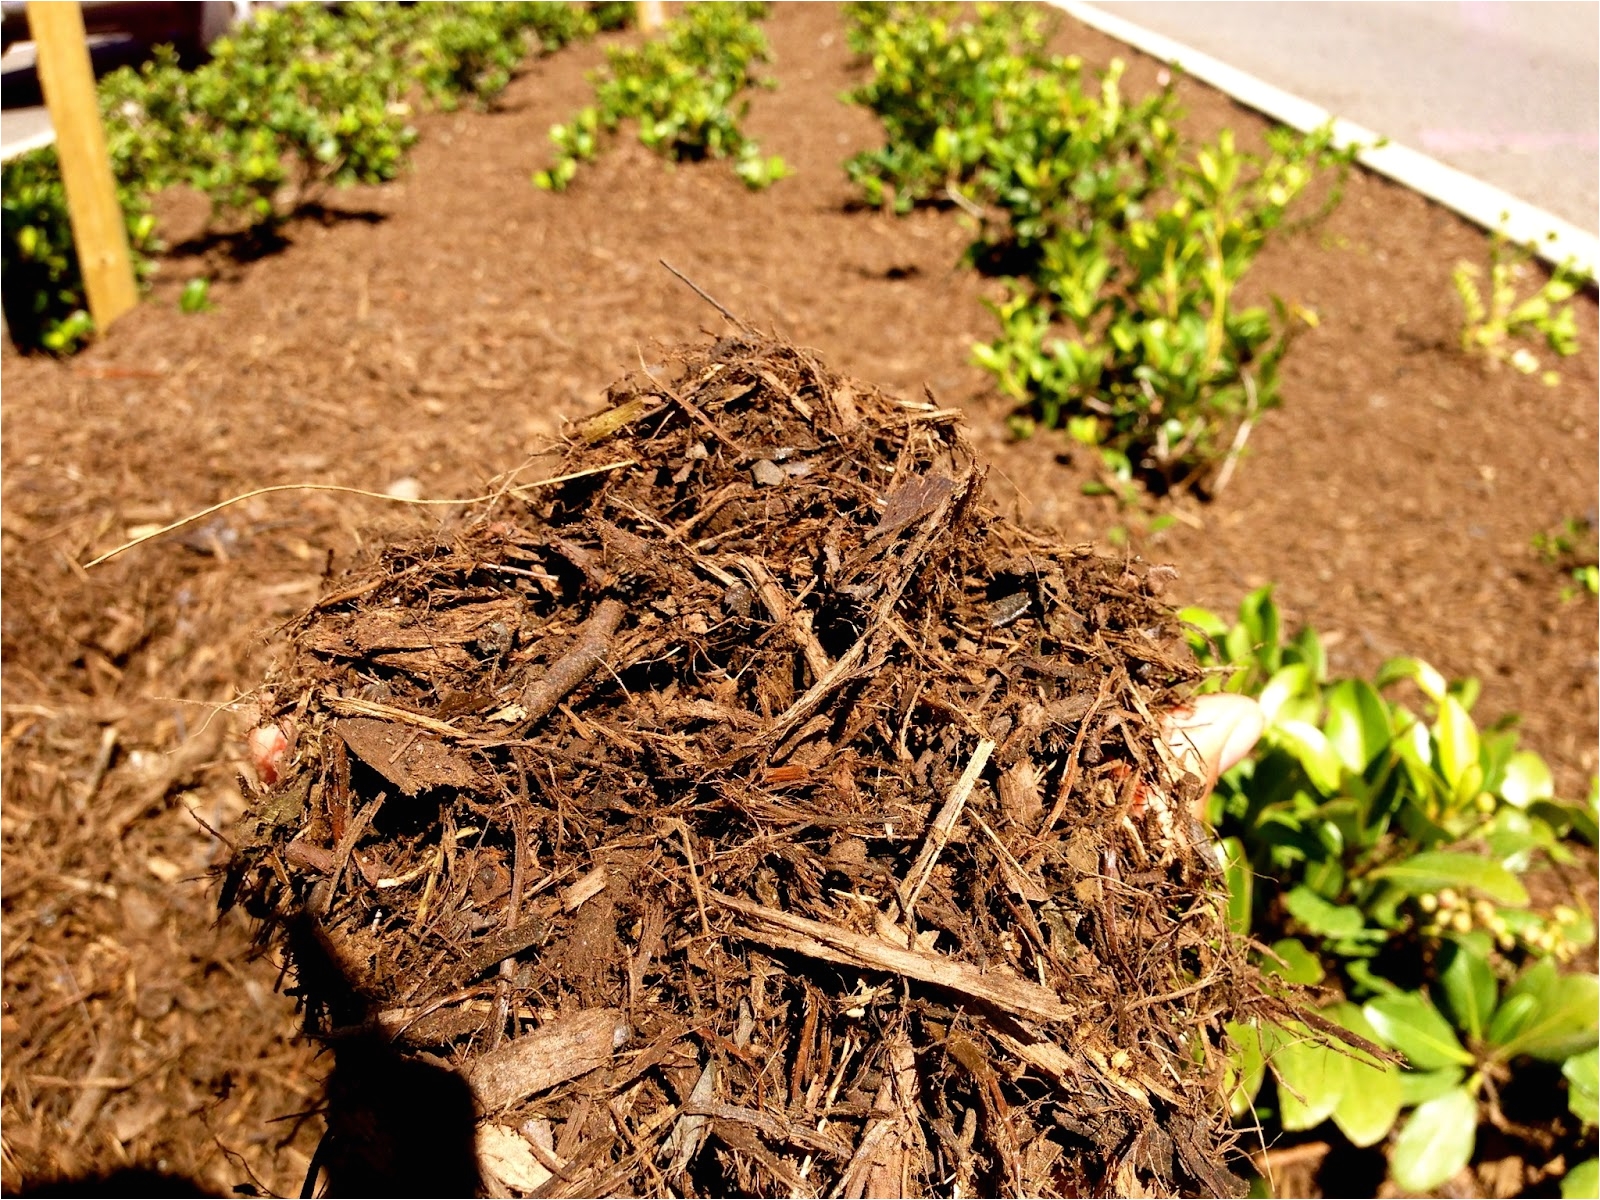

{"left": 1187, "top": 588, "right": 1598, "bottom": 1193}
{"left": 534, "top": 2, "right": 790, "bottom": 192}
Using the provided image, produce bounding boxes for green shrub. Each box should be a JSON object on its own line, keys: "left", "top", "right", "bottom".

{"left": 2, "top": 2, "right": 614, "bottom": 353}
{"left": 1454, "top": 227, "right": 1588, "bottom": 383}
{"left": 843, "top": 3, "right": 1357, "bottom": 494}
{"left": 401, "top": 2, "right": 607, "bottom": 111}
{"left": 1186, "top": 588, "right": 1598, "bottom": 1193}
{"left": 1533, "top": 514, "right": 1599, "bottom": 600}
{"left": 534, "top": 2, "right": 790, "bottom": 192}
{"left": 1, "top": 142, "right": 159, "bottom": 354}
{"left": 841, "top": 2, "right": 1058, "bottom": 213}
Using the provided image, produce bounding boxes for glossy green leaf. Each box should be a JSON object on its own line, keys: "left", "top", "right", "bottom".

{"left": 1269, "top": 1022, "right": 1347, "bottom": 1131}
{"left": 1286, "top": 624, "right": 1326, "bottom": 681}
{"left": 1493, "top": 964, "right": 1600, "bottom": 1062}
{"left": 1259, "top": 663, "right": 1315, "bottom": 725}
{"left": 1347, "top": 959, "right": 1405, "bottom": 998}
{"left": 1497, "top": 750, "right": 1555, "bottom": 809}
{"left": 1376, "top": 655, "right": 1449, "bottom": 704}
{"left": 1435, "top": 694, "right": 1482, "bottom": 798}
{"left": 1238, "top": 586, "right": 1280, "bottom": 670}
{"left": 1218, "top": 835, "right": 1252, "bottom": 937}
{"left": 1439, "top": 941, "right": 1498, "bottom": 1043}
{"left": 1368, "top": 850, "right": 1528, "bottom": 907}
{"left": 1262, "top": 937, "right": 1324, "bottom": 985}
{"left": 1561, "top": 1157, "right": 1598, "bottom": 1200}
{"left": 1486, "top": 992, "right": 1540, "bottom": 1049}
{"left": 1363, "top": 992, "right": 1472, "bottom": 1069}
{"left": 1271, "top": 719, "right": 1344, "bottom": 794}
{"left": 1224, "top": 1019, "right": 1267, "bottom": 1119}
{"left": 1398, "top": 1065, "right": 1467, "bottom": 1107}
{"left": 1388, "top": 1086, "right": 1478, "bottom": 1193}
{"left": 1284, "top": 886, "right": 1366, "bottom": 940}
{"left": 1321, "top": 1002, "right": 1404, "bottom": 1148}
{"left": 1323, "top": 679, "right": 1392, "bottom": 772}
{"left": 1564, "top": 1047, "right": 1599, "bottom": 1126}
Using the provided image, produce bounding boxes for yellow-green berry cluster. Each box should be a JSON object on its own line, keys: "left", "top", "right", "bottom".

{"left": 1417, "top": 890, "right": 1584, "bottom": 963}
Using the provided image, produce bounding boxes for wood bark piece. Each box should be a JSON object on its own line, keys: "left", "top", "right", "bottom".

{"left": 336, "top": 717, "right": 479, "bottom": 794}
{"left": 462, "top": 1008, "right": 624, "bottom": 1114}
{"left": 713, "top": 892, "right": 1074, "bottom": 1023}
{"left": 519, "top": 599, "right": 626, "bottom": 727}
{"left": 898, "top": 738, "right": 996, "bottom": 923}
{"left": 836, "top": 1035, "right": 921, "bottom": 1199}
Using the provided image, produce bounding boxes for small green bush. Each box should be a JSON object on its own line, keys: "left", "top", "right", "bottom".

{"left": 1454, "top": 227, "right": 1589, "bottom": 383}
{"left": 1533, "top": 514, "right": 1599, "bottom": 600}
{"left": 534, "top": 2, "right": 790, "bottom": 192}
{"left": 1185, "top": 588, "right": 1598, "bottom": 1193}
{"left": 2, "top": 2, "right": 614, "bottom": 354}
{"left": 842, "top": 3, "right": 1357, "bottom": 494}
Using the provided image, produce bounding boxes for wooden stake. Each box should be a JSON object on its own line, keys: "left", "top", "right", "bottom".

{"left": 28, "top": 1, "right": 138, "bottom": 333}
{"left": 636, "top": 0, "right": 665, "bottom": 32}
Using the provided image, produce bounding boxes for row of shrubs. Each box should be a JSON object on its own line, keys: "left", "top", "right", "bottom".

{"left": 1, "top": 1, "right": 629, "bottom": 351}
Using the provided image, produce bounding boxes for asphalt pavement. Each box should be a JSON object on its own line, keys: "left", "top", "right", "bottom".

{"left": 1089, "top": 1, "right": 1598, "bottom": 235}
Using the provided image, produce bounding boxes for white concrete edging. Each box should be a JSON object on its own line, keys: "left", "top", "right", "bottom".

{"left": 1051, "top": 0, "right": 1599, "bottom": 280}
{"left": 0, "top": 125, "right": 57, "bottom": 163}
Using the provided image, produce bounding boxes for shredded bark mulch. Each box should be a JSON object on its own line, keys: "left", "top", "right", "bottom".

{"left": 231, "top": 331, "right": 1269, "bottom": 1198}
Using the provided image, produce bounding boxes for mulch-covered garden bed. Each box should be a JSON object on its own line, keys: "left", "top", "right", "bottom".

{"left": 2, "top": 4, "right": 1594, "bottom": 1196}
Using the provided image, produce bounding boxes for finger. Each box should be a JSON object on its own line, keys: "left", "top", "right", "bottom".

{"left": 1162, "top": 693, "right": 1264, "bottom": 789}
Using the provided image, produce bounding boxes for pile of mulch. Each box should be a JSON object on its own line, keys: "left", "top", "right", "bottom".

{"left": 229, "top": 330, "right": 1286, "bottom": 1198}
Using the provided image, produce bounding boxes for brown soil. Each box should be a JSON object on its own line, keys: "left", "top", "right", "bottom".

{"left": 2, "top": 4, "right": 1595, "bottom": 1196}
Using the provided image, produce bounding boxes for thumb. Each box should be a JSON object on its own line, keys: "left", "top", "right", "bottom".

{"left": 1162, "top": 693, "right": 1264, "bottom": 791}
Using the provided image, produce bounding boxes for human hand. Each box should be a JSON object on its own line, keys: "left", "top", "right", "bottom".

{"left": 1161, "top": 692, "right": 1264, "bottom": 818}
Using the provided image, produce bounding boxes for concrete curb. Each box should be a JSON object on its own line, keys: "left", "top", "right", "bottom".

{"left": 1052, "top": 0, "right": 1599, "bottom": 279}
{"left": 0, "top": 126, "right": 57, "bottom": 163}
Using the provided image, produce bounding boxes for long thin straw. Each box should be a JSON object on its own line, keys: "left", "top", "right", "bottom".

{"left": 81, "top": 458, "right": 636, "bottom": 569}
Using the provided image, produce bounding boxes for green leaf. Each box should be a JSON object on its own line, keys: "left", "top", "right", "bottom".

{"left": 1435, "top": 694, "right": 1482, "bottom": 797}
{"left": 1269, "top": 1021, "right": 1348, "bottom": 1131}
{"left": 1376, "top": 655, "right": 1449, "bottom": 704}
{"left": 1439, "top": 941, "right": 1498, "bottom": 1043}
{"left": 1487, "top": 992, "right": 1540, "bottom": 1048}
{"left": 1259, "top": 663, "right": 1315, "bottom": 725}
{"left": 1271, "top": 720, "right": 1344, "bottom": 794}
{"left": 1561, "top": 1157, "right": 1598, "bottom": 1200}
{"left": 1564, "top": 1047, "right": 1598, "bottom": 1126}
{"left": 1388, "top": 1086, "right": 1478, "bottom": 1193}
{"left": 1284, "top": 886, "right": 1366, "bottom": 940}
{"left": 1399, "top": 1065, "right": 1467, "bottom": 1107}
{"left": 1493, "top": 964, "right": 1600, "bottom": 1062}
{"left": 1224, "top": 1019, "right": 1267, "bottom": 1119}
{"left": 1262, "top": 937, "right": 1324, "bottom": 985}
{"left": 1498, "top": 750, "right": 1555, "bottom": 808}
{"left": 1218, "top": 836, "right": 1252, "bottom": 937}
{"left": 1368, "top": 850, "right": 1529, "bottom": 907}
{"left": 1321, "top": 1002, "right": 1405, "bottom": 1148}
{"left": 1323, "top": 679, "right": 1392, "bottom": 772}
{"left": 1363, "top": 992, "right": 1473, "bottom": 1069}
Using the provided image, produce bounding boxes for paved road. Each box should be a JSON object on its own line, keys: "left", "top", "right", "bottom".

{"left": 1091, "top": 1, "right": 1599, "bottom": 234}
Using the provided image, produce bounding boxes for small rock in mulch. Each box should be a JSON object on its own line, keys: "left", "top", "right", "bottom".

{"left": 227, "top": 331, "right": 1291, "bottom": 1198}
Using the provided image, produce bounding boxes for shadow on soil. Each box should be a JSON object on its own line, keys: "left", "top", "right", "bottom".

{"left": 7, "top": 911, "right": 481, "bottom": 1199}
